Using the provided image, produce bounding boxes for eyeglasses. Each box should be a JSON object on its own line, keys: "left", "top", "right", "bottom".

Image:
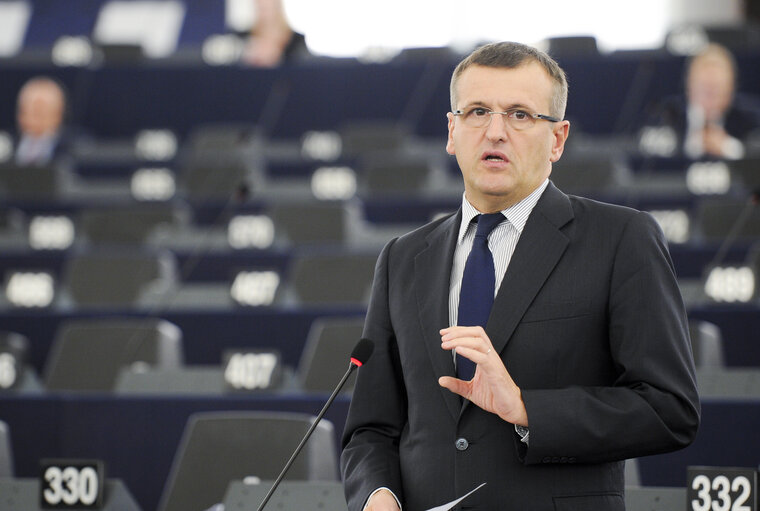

{"left": 452, "top": 106, "right": 561, "bottom": 131}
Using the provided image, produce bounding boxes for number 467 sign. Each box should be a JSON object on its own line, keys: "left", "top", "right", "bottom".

{"left": 687, "top": 466, "right": 757, "bottom": 511}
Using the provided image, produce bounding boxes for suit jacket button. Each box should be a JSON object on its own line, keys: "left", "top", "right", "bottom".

{"left": 560, "top": 457, "right": 568, "bottom": 463}
{"left": 542, "top": 457, "right": 551, "bottom": 463}
{"left": 455, "top": 438, "right": 469, "bottom": 451}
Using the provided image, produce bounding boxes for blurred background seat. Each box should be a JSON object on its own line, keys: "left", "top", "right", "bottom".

{"left": 182, "top": 123, "right": 258, "bottom": 163}
{"left": 179, "top": 158, "right": 254, "bottom": 202}
{"left": 550, "top": 155, "right": 628, "bottom": 196}
{"left": 297, "top": 315, "right": 365, "bottom": 393}
{"left": 43, "top": 317, "right": 183, "bottom": 391}
{"left": 177, "top": 123, "right": 261, "bottom": 202}
{"left": 359, "top": 153, "right": 433, "bottom": 197}
{"left": 158, "top": 411, "right": 338, "bottom": 511}
{"left": 696, "top": 367, "right": 760, "bottom": 399}
{"left": 222, "top": 480, "right": 347, "bottom": 511}
{"left": 0, "top": 330, "right": 43, "bottom": 392}
{"left": 696, "top": 197, "right": 760, "bottom": 243}
{"left": 544, "top": 35, "right": 600, "bottom": 57}
{"left": 0, "top": 163, "right": 60, "bottom": 199}
{"left": 269, "top": 201, "right": 347, "bottom": 246}
{"left": 689, "top": 319, "right": 726, "bottom": 368}
{"left": 624, "top": 486, "right": 686, "bottom": 511}
{"left": 0, "top": 420, "right": 13, "bottom": 478}
{"left": 0, "top": 478, "right": 142, "bottom": 511}
{"left": 727, "top": 157, "right": 760, "bottom": 194}
{"left": 60, "top": 249, "right": 177, "bottom": 308}
{"left": 279, "top": 251, "right": 378, "bottom": 306}
{"left": 78, "top": 203, "right": 187, "bottom": 246}
{"left": 114, "top": 365, "right": 226, "bottom": 395}
{"left": 0, "top": 207, "right": 27, "bottom": 248}
{"left": 624, "top": 458, "right": 640, "bottom": 487}
{"left": 338, "top": 120, "right": 411, "bottom": 157}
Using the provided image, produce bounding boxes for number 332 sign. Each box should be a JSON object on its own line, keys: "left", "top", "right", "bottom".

{"left": 688, "top": 466, "right": 757, "bottom": 511}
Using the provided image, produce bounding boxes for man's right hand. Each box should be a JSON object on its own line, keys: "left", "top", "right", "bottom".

{"left": 365, "top": 488, "right": 401, "bottom": 511}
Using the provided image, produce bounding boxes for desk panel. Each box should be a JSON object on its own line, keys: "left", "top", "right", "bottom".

{"left": 0, "top": 393, "right": 351, "bottom": 511}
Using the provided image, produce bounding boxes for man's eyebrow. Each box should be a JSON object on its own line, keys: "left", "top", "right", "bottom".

{"left": 459, "top": 101, "right": 535, "bottom": 111}
{"left": 459, "top": 101, "right": 490, "bottom": 110}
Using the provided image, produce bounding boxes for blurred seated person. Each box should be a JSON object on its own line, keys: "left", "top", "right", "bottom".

{"left": 242, "top": 0, "right": 309, "bottom": 67}
{"left": 14, "top": 77, "right": 68, "bottom": 167}
{"left": 643, "top": 43, "right": 760, "bottom": 160}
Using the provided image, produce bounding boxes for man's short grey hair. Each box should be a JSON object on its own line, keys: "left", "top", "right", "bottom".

{"left": 450, "top": 41, "right": 568, "bottom": 119}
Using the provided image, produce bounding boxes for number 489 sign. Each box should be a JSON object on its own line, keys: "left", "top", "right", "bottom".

{"left": 687, "top": 466, "right": 757, "bottom": 511}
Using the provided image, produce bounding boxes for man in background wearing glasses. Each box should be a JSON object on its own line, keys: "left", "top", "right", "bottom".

{"left": 341, "top": 41, "right": 700, "bottom": 510}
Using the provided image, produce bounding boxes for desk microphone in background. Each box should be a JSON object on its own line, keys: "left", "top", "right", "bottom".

{"left": 707, "top": 187, "right": 759, "bottom": 271}
{"left": 255, "top": 337, "right": 374, "bottom": 511}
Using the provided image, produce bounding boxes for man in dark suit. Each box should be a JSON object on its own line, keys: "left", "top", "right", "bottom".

{"left": 341, "top": 41, "right": 700, "bottom": 511}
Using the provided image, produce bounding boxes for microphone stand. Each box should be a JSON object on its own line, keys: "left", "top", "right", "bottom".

{"left": 706, "top": 192, "right": 758, "bottom": 270}
{"left": 255, "top": 362, "right": 358, "bottom": 511}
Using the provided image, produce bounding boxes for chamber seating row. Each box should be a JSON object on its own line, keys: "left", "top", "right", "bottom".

{"left": 2, "top": 305, "right": 759, "bottom": 398}
{"left": 1, "top": 314, "right": 364, "bottom": 394}
{"left": 2, "top": 51, "right": 760, "bottom": 141}
{"left": 1, "top": 391, "right": 758, "bottom": 511}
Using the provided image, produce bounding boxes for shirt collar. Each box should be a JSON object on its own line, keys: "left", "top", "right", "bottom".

{"left": 457, "top": 179, "right": 549, "bottom": 244}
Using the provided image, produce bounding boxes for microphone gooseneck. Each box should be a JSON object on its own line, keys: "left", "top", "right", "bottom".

{"left": 255, "top": 338, "right": 374, "bottom": 511}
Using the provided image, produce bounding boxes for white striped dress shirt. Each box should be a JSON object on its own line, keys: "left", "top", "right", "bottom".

{"left": 448, "top": 179, "right": 549, "bottom": 327}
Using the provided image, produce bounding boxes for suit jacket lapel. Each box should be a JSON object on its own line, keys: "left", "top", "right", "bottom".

{"left": 486, "top": 182, "right": 574, "bottom": 355}
{"left": 415, "top": 210, "right": 462, "bottom": 422}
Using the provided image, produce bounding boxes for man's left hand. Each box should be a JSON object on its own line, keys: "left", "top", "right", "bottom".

{"left": 439, "top": 326, "right": 528, "bottom": 426}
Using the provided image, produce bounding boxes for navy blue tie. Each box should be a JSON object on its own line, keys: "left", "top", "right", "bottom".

{"left": 456, "top": 212, "right": 505, "bottom": 380}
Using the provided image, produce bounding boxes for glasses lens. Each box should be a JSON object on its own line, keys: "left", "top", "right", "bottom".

{"left": 458, "top": 108, "right": 536, "bottom": 130}
{"left": 505, "top": 110, "right": 535, "bottom": 131}
{"left": 461, "top": 107, "right": 490, "bottom": 128}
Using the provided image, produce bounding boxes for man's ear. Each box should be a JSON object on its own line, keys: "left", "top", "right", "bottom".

{"left": 446, "top": 112, "right": 456, "bottom": 155}
{"left": 549, "top": 120, "right": 570, "bottom": 163}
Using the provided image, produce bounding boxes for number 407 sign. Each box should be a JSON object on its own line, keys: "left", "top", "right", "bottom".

{"left": 687, "top": 466, "right": 757, "bottom": 511}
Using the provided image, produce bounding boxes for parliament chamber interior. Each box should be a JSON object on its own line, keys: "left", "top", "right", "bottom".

{"left": 0, "top": 1, "right": 759, "bottom": 510}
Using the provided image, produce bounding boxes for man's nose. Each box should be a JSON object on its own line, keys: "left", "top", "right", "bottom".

{"left": 485, "top": 112, "right": 509, "bottom": 141}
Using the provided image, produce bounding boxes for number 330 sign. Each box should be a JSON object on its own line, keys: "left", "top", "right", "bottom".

{"left": 687, "top": 466, "right": 757, "bottom": 511}
{"left": 40, "top": 459, "right": 104, "bottom": 509}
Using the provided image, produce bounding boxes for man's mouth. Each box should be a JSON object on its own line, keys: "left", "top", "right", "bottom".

{"left": 483, "top": 151, "right": 508, "bottom": 162}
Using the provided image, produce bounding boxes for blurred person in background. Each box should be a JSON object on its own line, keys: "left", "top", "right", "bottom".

{"left": 645, "top": 43, "right": 760, "bottom": 160}
{"left": 242, "top": 0, "right": 309, "bottom": 67}
{"left": 14, "top": 76, "right": 68, "bottom": 167}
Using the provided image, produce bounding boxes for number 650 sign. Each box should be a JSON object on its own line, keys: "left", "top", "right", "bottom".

{"left": 687, "top": 466, "right": 757, "bottom": 511}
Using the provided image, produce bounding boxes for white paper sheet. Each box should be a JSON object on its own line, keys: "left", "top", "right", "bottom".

{"left": 424, "top": 482, "right": 486, "bottom": 511}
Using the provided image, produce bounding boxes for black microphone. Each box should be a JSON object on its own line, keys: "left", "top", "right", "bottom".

{"left": 255, "top": 338, "right": 374, "bottom": 511}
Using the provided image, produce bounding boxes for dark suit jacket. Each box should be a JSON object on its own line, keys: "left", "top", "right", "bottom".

{"left": 341, "top": 182, "right": 700, "bottom": 511}
{"left": 13, "top": 128, "right": 74, "bottom": 168}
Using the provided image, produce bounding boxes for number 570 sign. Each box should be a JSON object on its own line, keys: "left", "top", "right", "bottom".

{"left": 687, "top": 466, "right": 757, "bottom": 511}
